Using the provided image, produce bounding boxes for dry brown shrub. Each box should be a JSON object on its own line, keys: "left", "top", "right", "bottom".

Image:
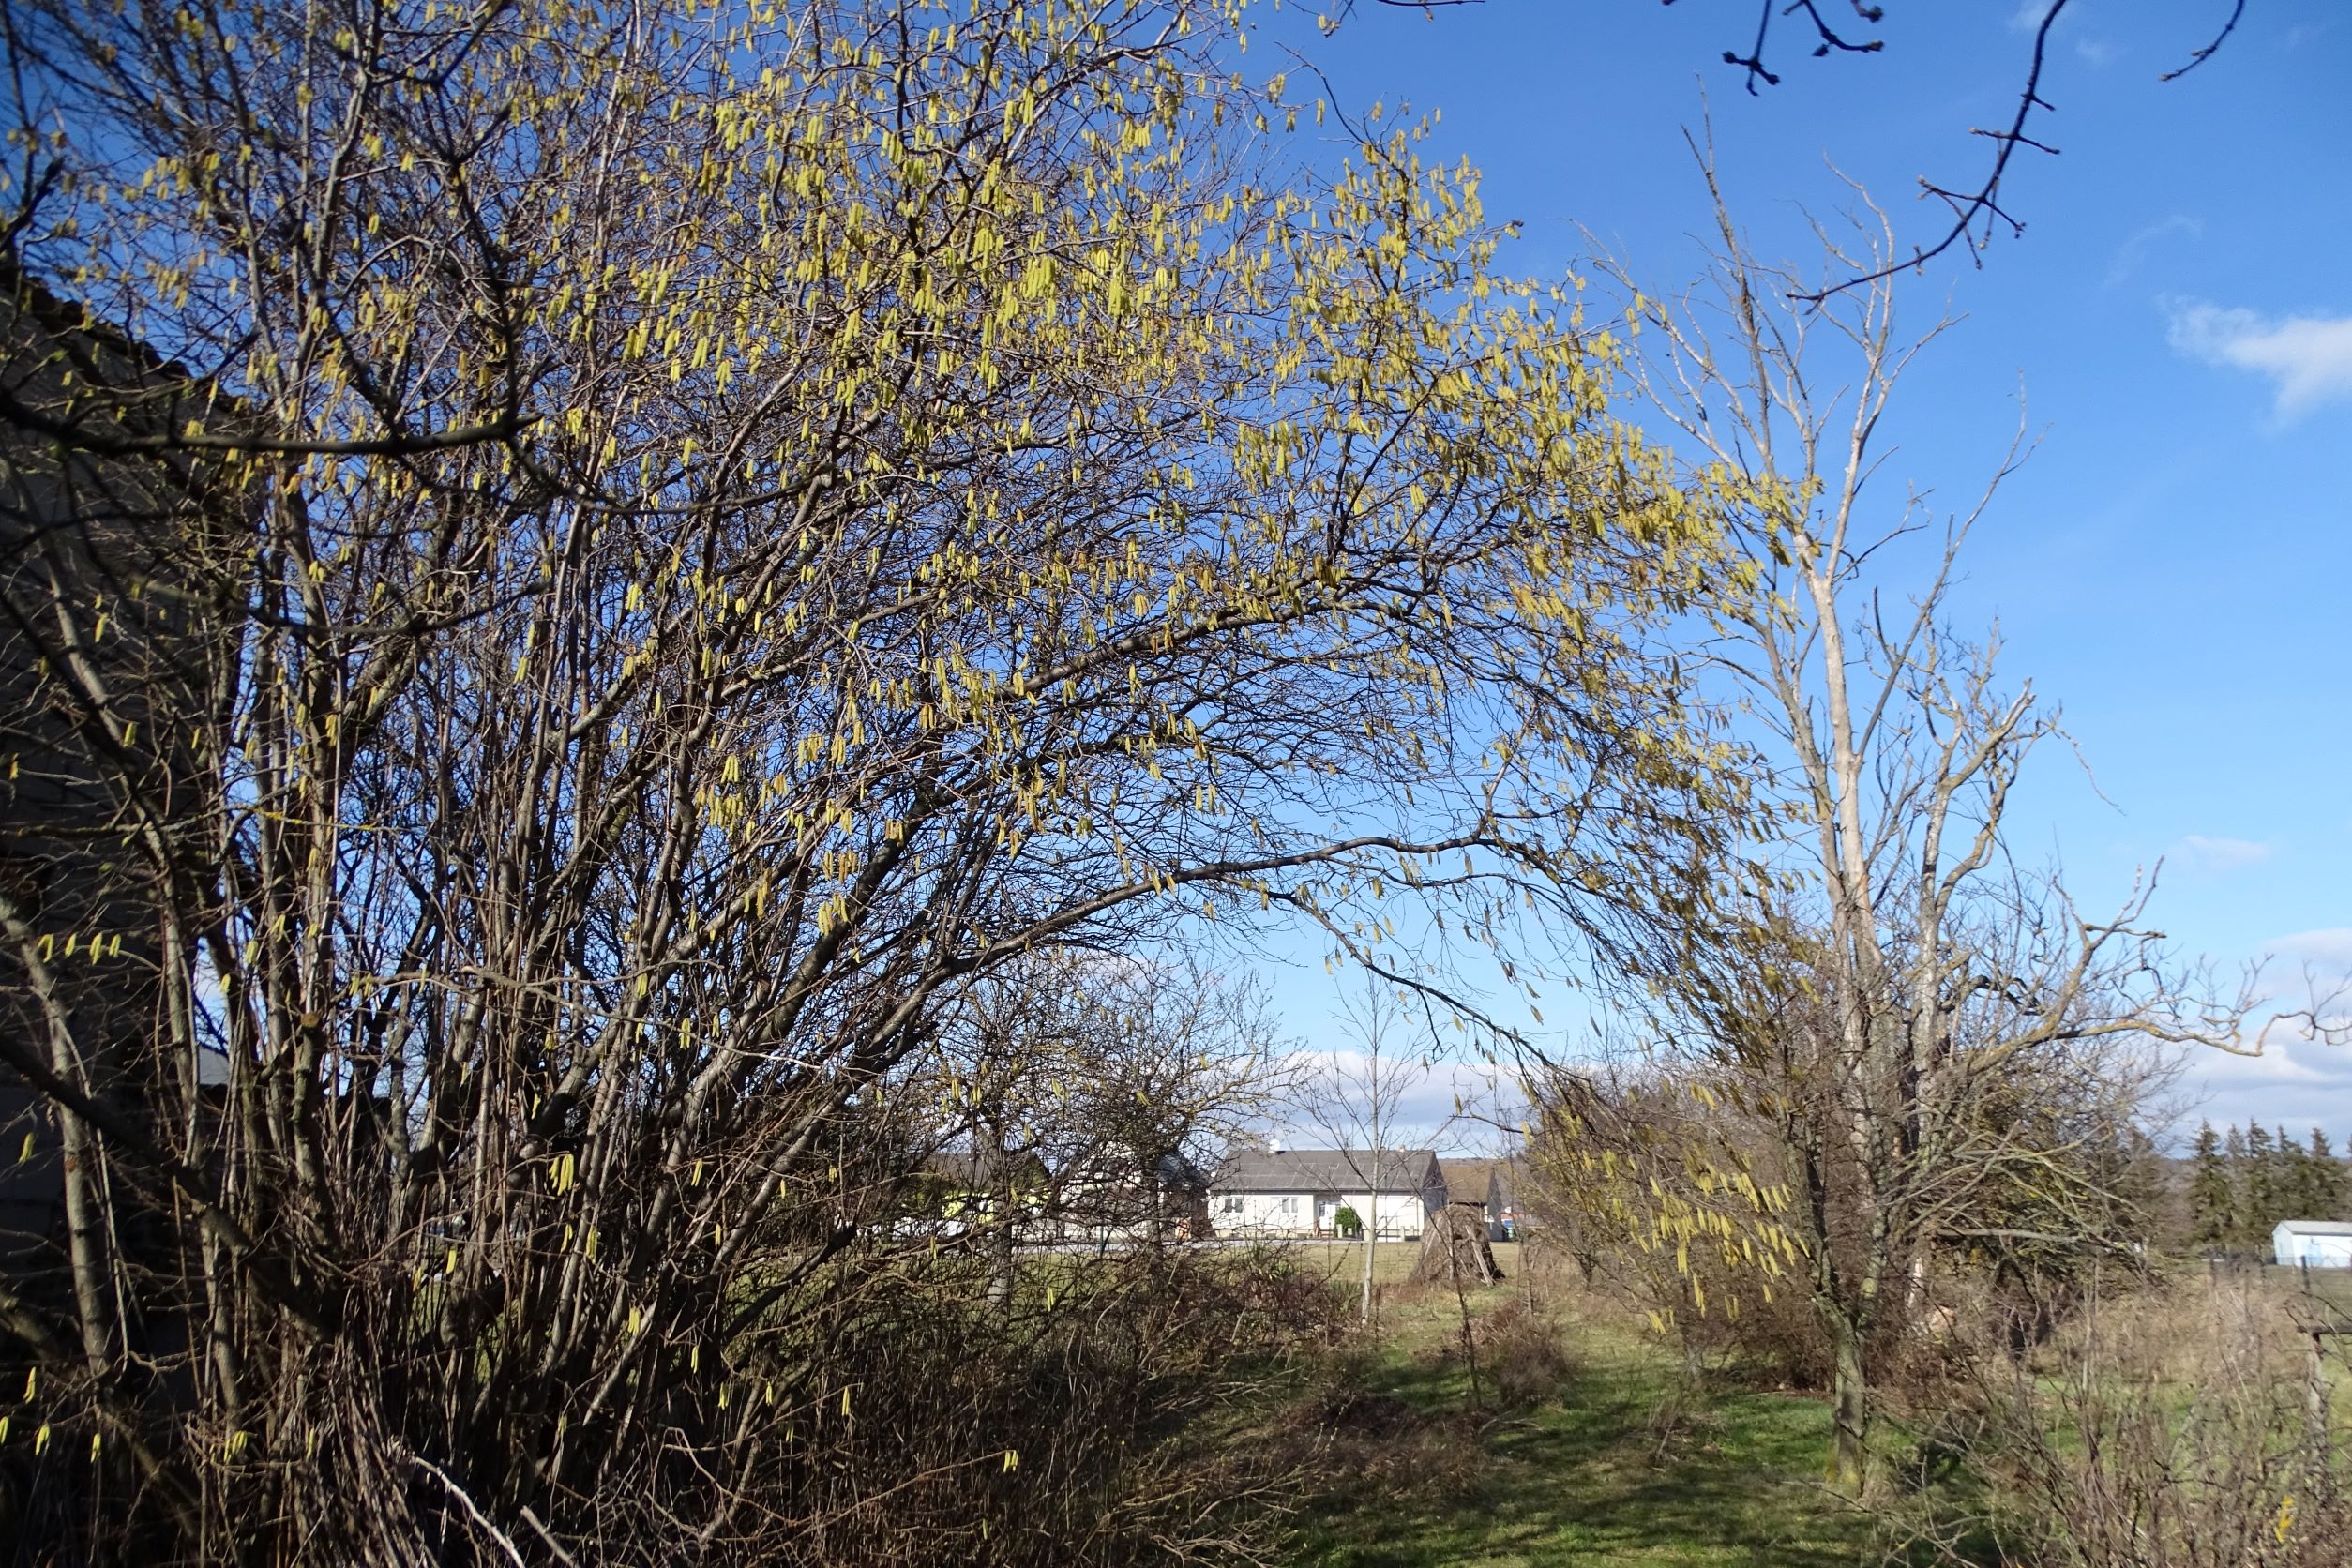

{"left": 1479, "top": 1300, "right": 1583, "bottom": 1410}
{"left": 1892, "top": 1272, "right": 2352, "bottom": 1568}
{"left": 1284, "top": 1360, "right": 1488, "bottom": 1501}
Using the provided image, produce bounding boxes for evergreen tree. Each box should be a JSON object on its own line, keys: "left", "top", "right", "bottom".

{"left": 2247, "top": 1123, "right": 2279, "bottom": 1238}
{"left": 2188, "top": 1121, "right": 2234, "bottom": 1254}
{"left": 2224, "top": 1123, "right": 2252, "bottom": 1250}
{"left": 2277, "top": 1124, "right": 2314, "bottom": 1225}
{"left": 2310, "top": 1128, "right": 2350, "bottom": 1219}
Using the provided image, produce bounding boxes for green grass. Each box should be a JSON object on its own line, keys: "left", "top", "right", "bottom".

{"left": 1282, "top": 1245, "right": 1880, "bottom": 1568}
{"left": 1260, "top": 1250, "right": 2352, "bottom": 1568}
{"left": 1274, "top": 1251, "right": 2352, "bottom": 1567}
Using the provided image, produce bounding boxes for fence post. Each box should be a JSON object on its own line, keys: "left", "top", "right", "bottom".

{"left": 2309, "top": 1327, "right": 2337, "bottom": 1506}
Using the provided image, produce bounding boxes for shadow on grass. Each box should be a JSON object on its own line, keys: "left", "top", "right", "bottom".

{"left": 1289, "top": 1300, "right": 1879, "bottom": 1568}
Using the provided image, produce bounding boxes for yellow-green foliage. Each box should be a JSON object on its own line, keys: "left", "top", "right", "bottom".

{"left": 0, "top": 0, "right": 1754, "bottom": 1559}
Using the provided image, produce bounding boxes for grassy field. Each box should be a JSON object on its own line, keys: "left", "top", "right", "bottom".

{"left": 1265, "top": 1244, "right": 2352, "bottom": 1568}
{"left": 1276, "top": 1243, "right": 1877, "bottom": 1568}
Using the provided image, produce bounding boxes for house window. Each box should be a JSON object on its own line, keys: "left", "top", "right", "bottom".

{"left": 1217, "top": 1194, "right": 1244, "bottom": 1216}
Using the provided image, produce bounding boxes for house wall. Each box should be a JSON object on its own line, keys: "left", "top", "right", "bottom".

{"left": 1053, "top": 1180, "right": 1207, "bottom": 1244}
{"left": 1211, "top": 1191, "right": 1305, "bottom": 1235}
{"left": 1, "top": 269, "right": 230, "bottom": 1273}
{"left": 2273, "top": 1227, "right": 2352, "bottom": 1268}
{"left": 1209, "top": 1187, "right": 1441, "bottom": 1238}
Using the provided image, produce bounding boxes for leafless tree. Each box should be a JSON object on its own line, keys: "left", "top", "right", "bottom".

{"left": 1297, "top": 974, "right": 1455, "bottom": 1326}
{"left": 1578, "top": 155, "right": 2260, "bottom": 1491}
{"left": 927, "top": 950, "right": 1286, "bottom": 1281}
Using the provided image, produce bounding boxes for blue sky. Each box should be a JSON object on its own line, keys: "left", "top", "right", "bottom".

{"left": 1232, "top": 0, "right": 2352, "bottom": 1150}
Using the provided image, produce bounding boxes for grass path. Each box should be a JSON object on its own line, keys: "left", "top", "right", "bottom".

{"left": 1282, "top": 1245, "right": 1877, "bottom": 1568}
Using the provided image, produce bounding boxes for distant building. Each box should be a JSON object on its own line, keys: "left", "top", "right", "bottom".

{"left": 1440, "top": 1156, "right": 1523, "bottom": 1242}
{"left": 905, "top": 1149, "right": 1052, "bottom": 1236}
{"left": 1055, "top": 1146, "right": 1210, "bottom": 1244}
{"left": 1208, "top": 1147, "right": 1445, "bottom": 1239}
{"left": 2272, "top": 1220, "right": 2352, "bottom": 1269}
{"left": 1, "top": 254, "right": 237, "bottom": 1270}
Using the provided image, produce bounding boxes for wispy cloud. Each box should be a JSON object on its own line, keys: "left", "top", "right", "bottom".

{"left": 2187, "top": 1036, "right": 2352, "bottom": 1139}
{"left": 2166, "top": 299, "right": 2352, "bottom": 415}
{"left": 2175, "top": 928, "right": 2352, "bottom": 1140}
{"left": 2168, "top": 834, "right": 2274, "bottom": 872}
{"left": 2008, "top": 7, "right": 2113, "bottom": 68}
{"left": 2105, "top": 214, "right": 2200, "bottom": 286}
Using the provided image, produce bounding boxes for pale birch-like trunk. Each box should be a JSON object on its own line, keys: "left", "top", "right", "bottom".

{"left": 1599, "top": 153, "right": 2252, "bottom": 1494}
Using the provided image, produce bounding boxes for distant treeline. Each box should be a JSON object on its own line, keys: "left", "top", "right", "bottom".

{"left": 2186, "top": 1120, "right": 2352, "bottom": 1254}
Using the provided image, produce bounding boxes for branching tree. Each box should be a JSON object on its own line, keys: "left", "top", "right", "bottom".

{"left": 0, "top": 0, "right": 1745, "bottom": 1558}
{"left": 1576, "top": 158, "right": 2253, "bottom": 1491}
{"left": 1297, "top": 973, "right": 1442, "bottom": 1326}
{"left": 931, "top": 949, "right": 1282, "bottom": 1267}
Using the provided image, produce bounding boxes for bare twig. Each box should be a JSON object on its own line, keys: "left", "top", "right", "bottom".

{"left": 2161, "top": 0, "right": 2247, "bottom": 80}
{"left": 1794, "top": 0, "right": 2069, "bottom": 302}
{"left": 410, "top": 1456, "right": 530, "bottom": 1568}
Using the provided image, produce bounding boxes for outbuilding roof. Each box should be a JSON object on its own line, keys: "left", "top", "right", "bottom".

{"left": 2274, "top": 1219, "right": 2352, "bottom": 1235}
{"left": 924, "top": 1150, "right": 1049, "bottom": 1192}
{"left": 1213, "top": 1148, "right": 1441, "bottom": 1194}
{"left": 1440, "top": 1157, "right": 1523, "bottom": 1208}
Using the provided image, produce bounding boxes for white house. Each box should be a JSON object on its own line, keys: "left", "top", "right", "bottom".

{"left": 2272, "top": 1219, "right": 2352, "bottom": 1268}
{"left": 1052, "top": 1148, "right": 1210, "bottom": 1244}
{"left": 1208, "top": 1147, "right": 1446, "bottom": 1239}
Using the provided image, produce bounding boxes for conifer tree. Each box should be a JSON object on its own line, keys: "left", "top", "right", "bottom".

{"left": 2224, "top": 1123, "right": 2253, "bottom": 1250}
{"left": 2187, "top": 1121, "right": 2234, "bottom": 1254}
{"left": 2276, "top": 1124, "right": 2313, "bottom": 1227}
{"left": 2309, "top": 1128, "right": 2349, "bottom": 1219}
{"left": 2246, "top": 1122, "right": 2277, "bottom": 1239}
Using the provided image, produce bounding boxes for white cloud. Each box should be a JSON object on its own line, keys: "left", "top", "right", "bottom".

{"left": 2073, "top": 36, "right": 2118, "bottom": 66}
{"left": 2187, "top": 1034, "right": 2352, "bottom": 1139}
{"left": 2165, "top": 299, "right": 2352, "bottom": 415}
{"left": 2167, "top": 928, "right": 2352, "bottom": 1139}
{"left": 2009, "top": 0, "right": 2060, "bottom": 31}
{"left": 2273, "top": 927, "right": 2352, "bottom": 970}
{"left": 1276, "top": 1049, "right": 1525, "bottom": 1154}
{"left": 2168, "top": 834, "right": 2274, "bottom": 872}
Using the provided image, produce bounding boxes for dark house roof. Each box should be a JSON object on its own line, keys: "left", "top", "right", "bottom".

{"left": 1440, "top": 1157, "right": 1520, "bottom": 1209}
{"left": 1151, "top": 1150, "right": 1208, "bottom": 1194}
{"left": 1213, "top": 1148, "right": 1442, "bottom": 1195}
{"left": 924, "top": 1150, "right": 1049, "bottom": 1193}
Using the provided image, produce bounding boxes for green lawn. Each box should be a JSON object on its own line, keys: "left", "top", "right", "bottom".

{"left": 1272, "top": 1248, "right": 2352, "bottom": 1568}
{"left": 1281, "top": 1244, "right": 1880, "bottom": 1568}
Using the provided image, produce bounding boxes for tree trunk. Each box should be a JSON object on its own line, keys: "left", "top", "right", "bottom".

{"left": 1361, "top": 1132, "right": 1381, "bottom": 1329}
{"left": 1828, "top": 1312, "right": 1870, "bottom": 1495}
{"left": 987, "top": 1127, "right": 1015, "bottom": 1308}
